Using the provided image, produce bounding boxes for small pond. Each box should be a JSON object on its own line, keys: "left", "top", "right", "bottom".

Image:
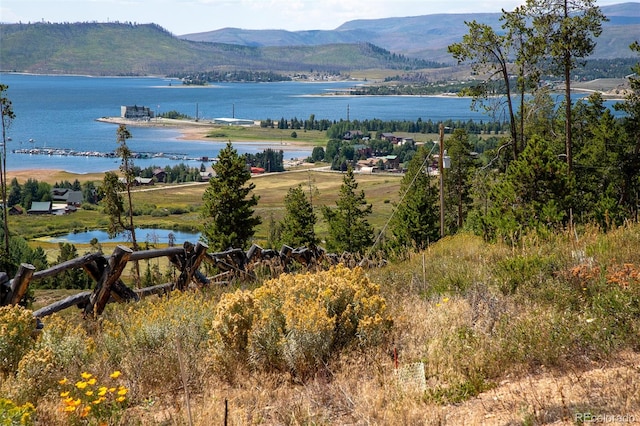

{"left": 41, "top": 228, "right": 201, "bottom": 246}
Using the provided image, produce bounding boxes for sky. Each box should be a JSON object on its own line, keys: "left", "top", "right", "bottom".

{"left": 0, "top": 0, "right": 627, "bottom": 35}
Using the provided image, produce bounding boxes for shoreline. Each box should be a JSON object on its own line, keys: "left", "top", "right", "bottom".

{"left": 95, "top": 116, "right": 314, "bottom": 149}
{"left": 7, "top": 118, "right": 315, "bottom": 182}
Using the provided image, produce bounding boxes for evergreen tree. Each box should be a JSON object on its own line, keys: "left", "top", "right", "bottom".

{"left": 525, "top": 0, "right": 606, "bottom": 172}
{"left": 448, "top": 20, "right": 520, "bottom": 160}
{"left": 280, "top": 185, "right": 318, "bottom": 249}
{"left": 55, "top": 243, "right": 92, "bottom": 289}
{"left": 8, "top": 178, "right": 21, "bottom": 207}
{"left": 444, "top": 129, "right": 477, "bottom": 233}
{"left": 614, "top": 41, "right": 640, "bottom": 222}
{"left": 322, "top": 167, "right": 373, "bottom": 254}
{"left": 573, "top": 93, "right": 626, "bottom": 228}
{"left": 115, "top": 125, "right": 138, "bottom": 249}
{"left": 82, "top": 181, "right": 98, "bottom": 204}
{"left": 485, "top": 136, "right": 575, "bottom": 242}
{"left": 202, "top": 142, "right": 261, "bottom": 251}
{"left": 390, "top": 145, "right": 439, "bottom": 251}
{"left": 99, "top": 171, "right": 126, "bottom": 238}
{"left": 115, "top": 124, "right": 140, "bottom": 285}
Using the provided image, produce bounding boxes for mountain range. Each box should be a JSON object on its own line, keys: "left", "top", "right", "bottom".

{"left": 180, "top": 3, "right": 640, "bottom": 62}
{"left": 0, "top": 3, "right": 638, "bottom": 76}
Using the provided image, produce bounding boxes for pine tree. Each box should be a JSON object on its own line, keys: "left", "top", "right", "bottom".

{"left": 444, "top": 129, "right": 476, "bottom": 233}
{"left": 115, "top": 124, "right": 138, "bottom": 249}
{"left": 322, "top": 167, "right": 373, "bottom": 254}
{"left": 55, "top": 243, "right": 92, "bottom": 289}
{"left": 525, "top": 0, "right": 606, "bottom": 172}
{"left": 280, "top": 185, "right": 318, "bottom": 249}
{"left": 614, "top": 41, "right": 640, "bottom": 222}
{"left": 99, "top": 171, "right": 126, "bottom": 238}
{"left": 202, "top": 142, "right": 261, "bottom": 251}
{"left": 486, "top": 136, "right": 575, "bottom": 241}
{"left": 390, "top": 145, "right": 439, "bottom": 251}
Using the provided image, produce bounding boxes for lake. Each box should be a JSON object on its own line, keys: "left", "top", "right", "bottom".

{"left": 0, "top": 73, "right": 622, "bottom": 173}
{"left": 39, "top": 228, "right": 201, "bottom": 245}
{"left": 0, "top": 73, "right": 490, "bottom": 173}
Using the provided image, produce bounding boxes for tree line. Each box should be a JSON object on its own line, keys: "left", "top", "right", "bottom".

{"left": 168, "top": 70, "right": 292, "bottom": 84}
{"left": 261, "top": 116, "right": 510, "bottom": 136}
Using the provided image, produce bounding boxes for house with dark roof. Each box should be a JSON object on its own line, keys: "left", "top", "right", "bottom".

{"left": 9, "top": 205, "right": 23, "bottom": 215}
{"left": 121, "top": 105, "right": 154, "bottom": 120}
{"left": 52, "top": 188, "right": 83, "bottom": 207}
{"left": 343, "top": 130, "right": 364, "bottom": 140}
{"left": 28, "top": 201, "right": 52, "bottom": 215}
{"left": 153, "top": 168, "right": 166, "bottom": 183}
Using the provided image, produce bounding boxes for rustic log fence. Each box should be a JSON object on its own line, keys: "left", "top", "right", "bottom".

{"left": 1, "top": 241, "right": 370, "bottom": 319}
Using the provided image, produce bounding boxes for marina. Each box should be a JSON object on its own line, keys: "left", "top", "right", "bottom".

{"left": 11, "top": 147, "right": 211, "bottom": 163}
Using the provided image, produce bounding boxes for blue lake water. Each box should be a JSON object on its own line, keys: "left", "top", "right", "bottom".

{"left": 42, "top": 228, "right": 201, "bottom": 245}
{"left": 0, "top": 73, "right": 622, "bottom": 173}
{"left": 0, "top": 73, "right": 487, "bottom": 173}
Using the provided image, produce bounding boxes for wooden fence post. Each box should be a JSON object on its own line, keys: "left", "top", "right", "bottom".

{"left": 83, "top": 257, "right": 139, "bottom": 303}
{"left": 84, "top": 245, "right": 132, "bottom": 317}
{"left": 173, "top": 241, "right": 209, "bottom": 291}
{"left": 6, "top": 263, "right": 36, "bottom": 305}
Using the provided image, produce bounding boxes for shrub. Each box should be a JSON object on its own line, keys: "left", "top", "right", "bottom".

{"left": 12, "top": 347, "right": 58, "bottom": 404}
{"left": 0, "top": 306, "right": 36, "bottom": 375}
{"left": 100, "top": 291, "right": 215, "bottom": 396}
{"left": 150, "top": 208, "right": 170, "bottom": 217}
{"left": 209, "top": 265, "right": 393, "bottom": 379}
{"left": 36, "top": 315, "right": 93, "bottom": 373}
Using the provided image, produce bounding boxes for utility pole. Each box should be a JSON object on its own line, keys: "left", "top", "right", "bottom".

{"left": 439, "top": 123, "right": 445, "bottom": 238}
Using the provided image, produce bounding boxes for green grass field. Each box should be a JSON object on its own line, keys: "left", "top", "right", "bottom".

{"left": 11, "top": 169, "right": 403, "bottom": 256}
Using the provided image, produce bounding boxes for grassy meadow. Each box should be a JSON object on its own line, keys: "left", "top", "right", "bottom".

{"left": 9, "top": 168, "right": 403, "bottom": 253}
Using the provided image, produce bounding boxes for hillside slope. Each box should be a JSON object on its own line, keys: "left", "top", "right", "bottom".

{"left": 0, "top": 23, "right": 430, "bottom": 76}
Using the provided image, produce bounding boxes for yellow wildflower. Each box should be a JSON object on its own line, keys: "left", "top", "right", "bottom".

{"left": 117, "top": 387, "right": 128, "bottom": 396}
{"left": 85, "top": 390, "right": 94, "bottom": 396}
{"left": 80, "top": 372, "right": 92, "bottom": 380}
{"left": 75, "top": 381, "right": 88, "bottom": 389}
{"left": 80, "top": 406, "right": 91, "bottom": 418}
{"left": 63, "top": 405, "right": 76, "bottom": 413}
{"left": 108, "top": 387, "right": 116, "bottom": 393}
{"left": 116, "top": 396, "right": 126, "bottom": 403}
{"left": 60, "top": 391, "right": 70, "bottom": 397}
{"left": 58, "top": 377, "right": 68, "bottom": 385}
{"left": 110, "top": 370, "right": 122, "bottom": 379}
{"left": 98, "top": 387, "right": 107, "bottom": 396}
{"left": 87, "top": 377, "right": 97, "bottom": 385}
